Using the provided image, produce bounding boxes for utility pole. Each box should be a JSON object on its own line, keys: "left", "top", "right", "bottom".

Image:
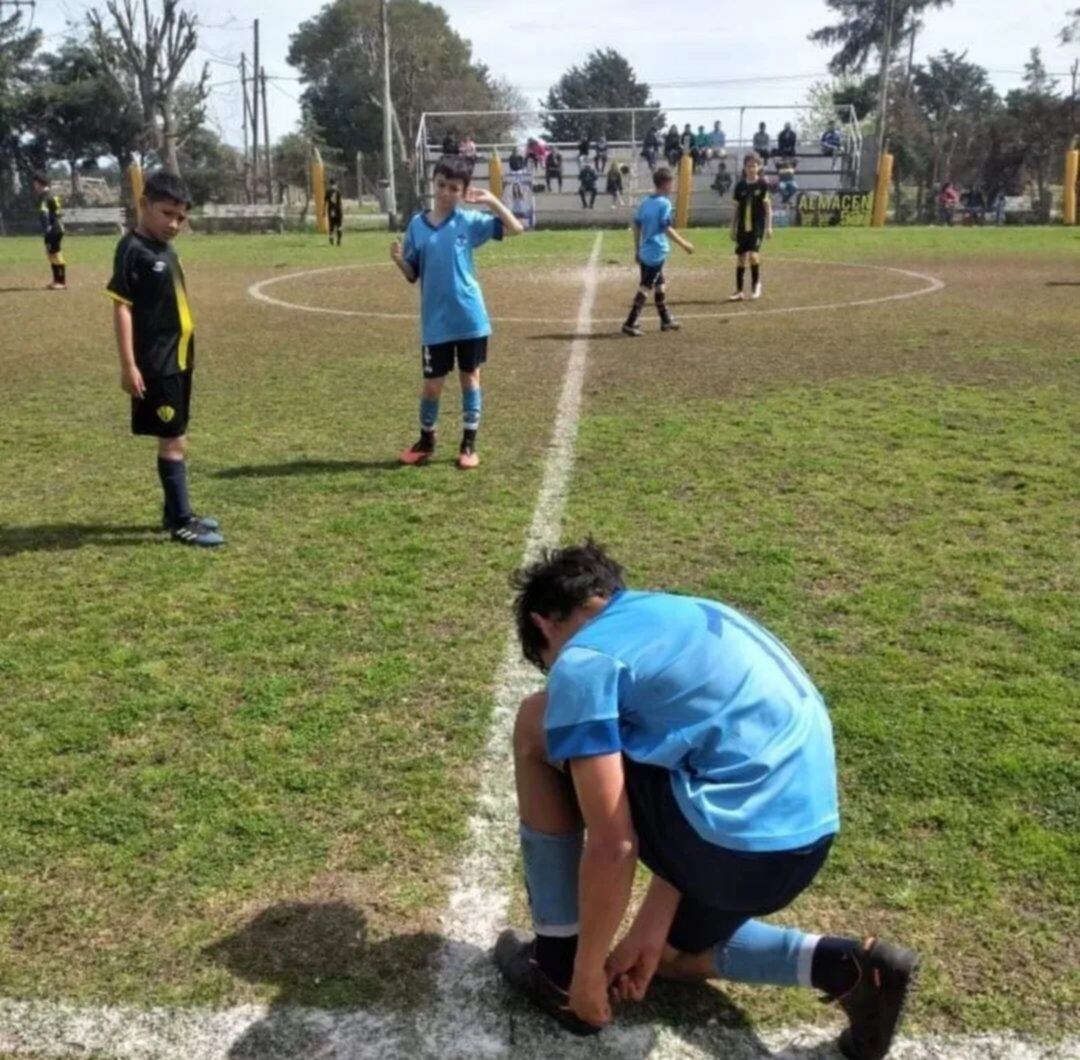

{"left": 251, "top": 18, "right": 260, "bottom": 203}
{"left": 261, "top": 67, "right": 273, "bottom": 203}
{"left": 875, "top": 0, "right": 898, "bottom": 162}
{"left": 240, "top": 53, "right": 252, "bottom": 203}
{"left": 380, "top": 0, "right": 398, "bottom": 225}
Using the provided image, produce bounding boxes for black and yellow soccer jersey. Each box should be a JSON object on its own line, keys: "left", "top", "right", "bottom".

{"left": 38, "top": 194, "right": 63, "bottom": 236}
{"left": 106, "top": 231, "right": 195, "bottom": 378}
{"left": 325, "top": 188, "right": 343, "bottom": 216}
{"left": 733, "top": 177, "right": 770, "bottom": 235}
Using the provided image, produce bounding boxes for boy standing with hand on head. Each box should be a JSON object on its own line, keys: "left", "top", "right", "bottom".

{"left": 729, "top": 152, "right": 772, "bottom": 301}
{"left": 390, "top": 156, "right": 524, "bottom": 470}
{"left": 32, "top": 173, "right": 67, "bottom": 290}
{"left": 622, "top": 167, "right": 694, "bottom": 337}
{"left": 107, "top": 171, "right": 223, "bottom": 547}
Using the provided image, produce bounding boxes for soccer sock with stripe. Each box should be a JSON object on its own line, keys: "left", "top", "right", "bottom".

{"left": 736, "top": 265, "right": 746, "bottom": 292}
{"left": 751, "top": 263, "right": 761, "bottom": 289}
{"left": 157, "top": 457, "right": 192, "bottom": 528}
{"left": 461, "top": 387, "right": 482, "bottom": 445}
{"left": 654, "top": 289, "right": 672, "bottom": 324}
{"left": 519, "top": 822, "right": 582, "bottom": 989}
{"left": 625, "top": 290, "right": 647, "bottom": 327}
{"left": 419, "top": 396, "right": 439, "bottom": 447}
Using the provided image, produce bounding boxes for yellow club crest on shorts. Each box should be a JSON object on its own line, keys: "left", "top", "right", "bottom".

{"left": 157, "top": 405, "right": 176, "bottom": 423}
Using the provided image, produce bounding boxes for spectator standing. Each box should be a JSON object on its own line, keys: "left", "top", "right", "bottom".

{"left": 937, "top": 182, "right": 959, "bottom": 225}
{"left": 594, "top": 134, "right": 609, "bottom": 174}
{"left": 508, "top": 146, "right": 527, "bottom": 173}
{"left": 525, "top": 137, "right": 548, "bottom": 172}
{"left": 442, "top": 132, "right": 459, "bottom": 156}
{"left": 545, "top": 147, "right": 564, "bottom": 193}
{"left": 821, "top": 124, "right": 843, "bottom": 170}
{"left": 606, "top": 163, "right": 626, "bottom": 208}
{"left": 643, "top": 126, "right": 661, "bottom": 170}
{"left": 777, "top": 122, "right": 797, "bottom": 157}
{"left": 578, "top": 160, "right": 598, "bottom": 209}
{"left": 577, "top": 133, "right": 591, "bottom": 165}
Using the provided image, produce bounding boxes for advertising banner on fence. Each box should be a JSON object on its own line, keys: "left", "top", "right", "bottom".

{"left": 796, "top": 190, "right": 873, "bottom": 227}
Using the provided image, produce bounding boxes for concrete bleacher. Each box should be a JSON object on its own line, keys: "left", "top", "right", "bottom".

{"left": 423, "top": 141, "right": 860, "bottom": 228}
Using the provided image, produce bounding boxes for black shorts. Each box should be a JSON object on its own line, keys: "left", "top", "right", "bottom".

{"left": 422, "top": 337, "right": 488, "bottom": 379}
{"left": 327, "top": 212, "right": 343, "bottom": 229}
{"left": 623, "top": 758, "right": 833, "bottom": 954}
{"left": 132, "top": 372, "right": 192, "bottom": 438}
{"left": 44, "top": 231, "right": 63, "bottom": 255}
{"left": 735, "top": 231, "right": 764, "bottom": 256}
{"left": 638, "top": 263, "right": 666, "bottom": 288}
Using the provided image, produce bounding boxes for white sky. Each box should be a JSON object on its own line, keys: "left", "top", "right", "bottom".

{"left": 31, "top": 0, "right": 1080, "bottom": 149}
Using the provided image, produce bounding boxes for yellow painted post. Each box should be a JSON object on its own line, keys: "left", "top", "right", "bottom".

{"left": 675, "top": 152, "right": 693, "bottom": 229}
{"left": 127, "top": 164, "right": 144, "bottom": 226}
{"left": 488, "top": 150, "right": 503, "bottom": 201}
{"left": 1063, "top": 149, "right": 1079, "bottom": 226}
{"left": 311, "top": 159, "right": 328, "bottom": 234}
{"left": 871, "top": 152, "right": 894, "bottom": 227}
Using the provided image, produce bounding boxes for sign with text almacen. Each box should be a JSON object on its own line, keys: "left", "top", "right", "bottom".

{"left": 796, "top": 190, "right": 873, "bottom": 227}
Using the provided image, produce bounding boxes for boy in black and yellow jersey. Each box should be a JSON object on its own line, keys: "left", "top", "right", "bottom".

{"left": 32, "top": 173, "right": 67, "bottom": 290}
{"left": 106, "top": 171, "right": 224, "bottom": 547}
{"left": 325, "top": 178, "right": 344, "bottom": 246}
{"left": 728, "top": 152, "right": 772, "bottom": 302}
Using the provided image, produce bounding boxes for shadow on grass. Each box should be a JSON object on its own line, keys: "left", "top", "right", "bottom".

{"left": 1045, "top": 281, "right": 1080, "bottom": 287}
{"left": 0, "top": 522, "right": 155, "bottom": 556}
{"left": 214, "top": 458, "right": 402, "bottom": 479}
{"left": 0, "top": 286, "right": 47, "bottom": 294}
{"left": 527, "top": 331, "right": 628, "bottom": 342}
{"left": 206, "top": 902, "right": 840, "bottom": 1059}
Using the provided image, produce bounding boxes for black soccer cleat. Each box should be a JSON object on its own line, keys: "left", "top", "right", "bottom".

{"left": 835, "top": 937, "right": 919, "bottom": 1060}
{"left": 621, "top": 323, "right": 643, "bottom": 337}
{"left": 494, "top": 929, "right": 601, "bottom": 1038}
{"left": 170, "top": 516, "right": 225, "bottom": 548}
{"left": 660, "top": 317, "right": 681, "bottom": 331}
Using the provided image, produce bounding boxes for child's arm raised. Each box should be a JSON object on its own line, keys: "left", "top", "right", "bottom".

{"left": 668, "top": 226, "right": 695, "bottom": 254}
{"left": 113, "top": 302, "right": 145, "bottom": 398}
{"left": 390, "top": 240, "right": 416, "bottom": 283}
{"left": 464, "top": 186, "right": 525, "bottom": 236}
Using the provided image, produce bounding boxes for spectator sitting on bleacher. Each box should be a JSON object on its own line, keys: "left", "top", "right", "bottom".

{"left": 711, "top": 160, "right": 732, "bottom": 198}
{"left": 776, "top": 156, "right": 799, "bottom": 204}
{"left": 545, "top": 148, "right": 564, "bottom": 193}
{"left": 664, "top": 125, "right": 682, "bottom": 167}
{"left": 777, "top": 122, "right": 797, "bottom": 157}
{"left": 643, "top": 127, "right": 661, "bottom": 170}
{"left": 709, "top": 121, "right": 727, "bottom": 158}
{"left": 459, "top": 135, "right": 478, "bottom": 164}
{"left": 442, "top": 132, "right": 459, "bottom": 156}
{"left": 680, "top": 123, "right": 695, "bottom": 159}
{"left": 752, "top": 122, "right": 771, "bottom": 161}
{"left": 508, "top": 146, "right": 526, "bottom": 173}
{"left": 693, "top": 126, "right": 710, "bottom": 172}
{"left": 821, "top": 123, "right": 843, "bottom": 169}
{"left": 577, "top": 133, "right": 591, "bottom": 165}
{"left": 606, "top": 164, "right": 625, "bottom": 208}
{"left": 578, "top": 160, "right": 598, "bottom": 209}
{"left": 525, "top": 137, "right": 548, "bottom": 171}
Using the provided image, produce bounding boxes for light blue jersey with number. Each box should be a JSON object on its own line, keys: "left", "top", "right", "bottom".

{"left": 634, "top": 194, "right": 673, "bottom": 267}
{"left": 544, "top": 590, "right": 839, "bottom": 852}
{"left": 402, "top": 207, "right": 503, "bottom": 346}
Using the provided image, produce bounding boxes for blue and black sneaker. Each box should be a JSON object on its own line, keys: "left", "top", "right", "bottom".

{"left": 163, "top": 508, "right": 220, "bottom": 533}
{"left": 170, "top": 515, "right": 225, "bottom": 548}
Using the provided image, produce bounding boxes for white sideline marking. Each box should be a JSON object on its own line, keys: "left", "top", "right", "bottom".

{"left": 247, "top": 257, "right": 945, "bottom": 325}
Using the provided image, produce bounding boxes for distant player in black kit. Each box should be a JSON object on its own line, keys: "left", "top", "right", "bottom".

{"left": 729, "top": 152, "right": 772, "bottom": 302}
{"left": 106, "top": 171, "right": 224, "bottom": 547}
{"left": 325, "top": 178, "right": 344, "bottom": 246}
{"left": 32, "top": 173, "right": 67, "bottom": 290}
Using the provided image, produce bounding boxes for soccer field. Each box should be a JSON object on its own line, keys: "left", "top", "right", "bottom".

{"left": 0, "top": 226, "right": 1077, "bottom": 1056}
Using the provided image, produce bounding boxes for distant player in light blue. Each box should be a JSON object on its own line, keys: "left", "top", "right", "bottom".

{"left": 622, "top": 166, "right": 694, "bottom": 337}
{"left": 390, "top": 155, "right": 524, "bottom": 470}
{"left": 495, "top": 540, "right": 918, "bottom": 1060}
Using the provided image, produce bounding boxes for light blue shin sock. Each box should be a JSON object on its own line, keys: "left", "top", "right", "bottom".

{"left": 519, "top": 822, "right": 583, "bottom": 935}
{"left": 713, "top": 919, "right": 821, "bottom": 988}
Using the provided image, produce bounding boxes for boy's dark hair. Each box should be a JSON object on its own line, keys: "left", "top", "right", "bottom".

{"left": 32, "top": 172, "right": 49, "bottom": 186}
{"left": 143, "top": 170, "right": 193, "bottom": 208}
{"left": 653, "top": 166, "right": 673, "bottom": 188}
{"left": 433, "top": 155, "right": 473, "bottom": 188}
{"left": 512, "top": 539, "right": 626, "bottom": 672}
{"left": 743, "top": 152, "right": 762, "bottom": 169}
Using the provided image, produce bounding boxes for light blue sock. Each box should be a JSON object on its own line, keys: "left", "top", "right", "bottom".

{"left": 462, "top": 387, "right": 482, "bottom": 432}
{"left": 713, "top": 919, "right": 821, "bottom": 988}
{"left": 519, "top": 822, "right": 582, "bottom": 936}
{"left": 420, "top": 397, "right": 440, "bottom": 432}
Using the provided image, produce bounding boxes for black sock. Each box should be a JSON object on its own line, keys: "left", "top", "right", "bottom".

{"left": 625, "top": 290, "right": 647, "bottom": 326}
{"left": 533, "top": 933, "right": 577, "bottom": 991}
{"left": 751, "top": 264, "right": 760, "bottom": 288}
{"left": 736, "top": 266, "right": 745, "bottom": 292}
{"left": 810, "top": 936, "right": 861, "bottom": 998}
{"left": 50, "top": 263, "right": 61, "bottom": 283}
{"left": 58, "top": 264, "right": 66, "bottom": 284}
{"left": 461, "top": 428, "right": 477, "bottom": 450}
{"left": 655, "top": 290, "right": 671, "bottom": 323}
{"left": 158, "top": 457, "right": 192, "bottom": 528}
{"left": 419, "top": 428, "right": 436, "bottom": 450}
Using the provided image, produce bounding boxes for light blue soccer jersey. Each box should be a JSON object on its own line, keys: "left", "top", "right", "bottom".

{"left": 544, "top": 590, "right": 840, "bottom": 853}
{"left": 635, "top": 194, "right": 673, "bottom": 267}
{"left": 402, "top": 207, "right": 503, "bottom": 346}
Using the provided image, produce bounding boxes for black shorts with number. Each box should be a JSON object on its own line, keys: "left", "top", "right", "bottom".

{"left": 623, "top": 757, "right": 833, "bottom": 954}
{"left": 735, "top": 230, "right": 764, "bottom": 256}
{"left": 638, "top": 262, "right": 666, "bottom": 288}
{"left": 132, "top": 371, "right": 192, "bottom": 438}
{"left": 327, "top": 211, "right": 343, "bottom": 230}
{"left": 422, "top": 337, "right": 488, "bottom": 379}
{"left": 44, "top": 230, "right": 63, "bottom": 255}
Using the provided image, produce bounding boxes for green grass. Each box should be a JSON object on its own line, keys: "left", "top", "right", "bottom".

{"left": 0, "top": 225, "right": 1077, "bottom": 1036}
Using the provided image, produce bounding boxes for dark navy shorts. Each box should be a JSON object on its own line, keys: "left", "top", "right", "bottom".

{"left": 638, "top": 262, "right": 666, "bottom": 288}
{"left": 735, "top": 231, "right": 764, "bottom": 256}
{"left": 623, "top": 757, "right": 834, "bottom": 954}
{"left": 422, "top": 337, "right": 488, "bottom": 378}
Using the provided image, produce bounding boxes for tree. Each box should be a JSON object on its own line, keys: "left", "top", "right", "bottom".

{"left": 540, "top": 49, "right": 662, "bottom": 143}
{"left": 87, "top": 0, "right": 210, "bottom": 174}
{"left": 1061, "top": 8, "right": 1080, "bottom": 44}
{"left": 287, "top": 0, "right": 518, "bottom": 173}
{"left": 175, "top": 125, "right": 243, "bottom": 204}
{"left": 0, "top": 12, "right": 43, "bottom": 212}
